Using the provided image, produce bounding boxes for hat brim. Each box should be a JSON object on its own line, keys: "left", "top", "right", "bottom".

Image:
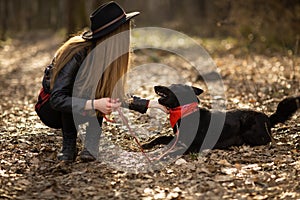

{"left": 82, "top": 11, "right": 140, "bottom": 40}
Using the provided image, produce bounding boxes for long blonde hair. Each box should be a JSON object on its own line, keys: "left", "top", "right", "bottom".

{"left": 51, "top": 36, "right": 93, "bottom": 89}
{"left": 52, "top": 22, "right": 131, "bottom": 105}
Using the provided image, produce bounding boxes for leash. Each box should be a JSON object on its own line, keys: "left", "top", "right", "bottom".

{"left": 115, "top": 108, "right": 152, "bottom": 163}
{"left": 104, "top": 103, "right": 199, "bottom": 162}
{"left": 154, "top": 103, "right": 199, "bottom": 160}
{"left": 104, "top": 108, "right": 182, "bottom": 163}
{"left": 151, "top": 124, "right": 180, "bottom": 161}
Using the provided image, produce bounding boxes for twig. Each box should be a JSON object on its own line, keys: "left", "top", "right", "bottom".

{"left": 265, "top": 122, "right": 276, "bottom": 147}
{"left": 291, "top": 35, "right": 299, "bottom": 81}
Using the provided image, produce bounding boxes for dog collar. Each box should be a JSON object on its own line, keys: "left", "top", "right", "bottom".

{"left": 169, "top": 102, "right": 199, "bottom": 128}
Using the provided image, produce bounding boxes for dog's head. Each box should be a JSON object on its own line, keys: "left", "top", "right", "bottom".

{"left": 154, "top": 84, "right": 203, "bottom": 109}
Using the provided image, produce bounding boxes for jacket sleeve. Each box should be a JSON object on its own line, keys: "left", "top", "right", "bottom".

{"left": 50, "top": 52, "right": 87, "bottom": 115}
{"left": 122, "top": 96, "right": 149, "bottom": 114}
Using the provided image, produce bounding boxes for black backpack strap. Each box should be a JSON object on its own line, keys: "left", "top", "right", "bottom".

{"left": 42, "top": 57, "right": 55, "bottom": 94}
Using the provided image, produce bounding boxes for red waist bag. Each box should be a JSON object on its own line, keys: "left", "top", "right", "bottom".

{"left": 35, "top": 88, "right": 51, "bottom": 112}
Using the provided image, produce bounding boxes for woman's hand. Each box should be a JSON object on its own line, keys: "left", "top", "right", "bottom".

{"left": 148, "top": 100, "right": 169, "bottom": 113}
{"left": 94, "top": 98, "right": 121, "bottom": 115}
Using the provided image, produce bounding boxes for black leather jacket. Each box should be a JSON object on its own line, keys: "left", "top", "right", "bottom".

{"left": 46, "top": 50, "right": 148, "bottom": 115}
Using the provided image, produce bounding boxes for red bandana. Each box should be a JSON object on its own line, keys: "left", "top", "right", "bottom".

{"left": 169, "top": 102, "right": 199, "bottom": 128}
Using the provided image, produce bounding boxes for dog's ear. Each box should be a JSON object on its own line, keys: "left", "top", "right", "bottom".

{"left": 192, "top": 86, "right": 203, "bottom": 96}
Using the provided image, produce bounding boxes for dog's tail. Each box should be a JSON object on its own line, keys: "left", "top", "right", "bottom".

{"left": 269, "top": 96, "right": 300, "bottom": 127}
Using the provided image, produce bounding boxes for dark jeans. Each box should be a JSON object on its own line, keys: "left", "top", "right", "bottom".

{"left": 36, "top": 100, "right": 103, "bottom": 158}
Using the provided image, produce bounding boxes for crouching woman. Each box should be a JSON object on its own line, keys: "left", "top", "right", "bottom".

{"left": 35, "top": 2, "right": 165, "bottom": 163}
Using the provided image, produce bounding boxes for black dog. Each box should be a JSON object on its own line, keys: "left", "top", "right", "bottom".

{"left": 142, "top": 84, "right": 300, "bottom": 154}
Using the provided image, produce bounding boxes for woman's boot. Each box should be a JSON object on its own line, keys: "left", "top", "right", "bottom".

{"left": 58, "top": 113, "right": 78, "bottom": 162}
{"left": 57, "top": 131, "right": 77, "bottom": 162}
{"left": 80, "top": 147, "right": 96, "bottom": 162}
{"left": 80, "top": 117, "right": 102, "bottom": 162}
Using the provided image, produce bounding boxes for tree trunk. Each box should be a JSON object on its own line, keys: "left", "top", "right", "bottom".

{"left": 65, "top": 0, "right": 88, "bottom": 37}
{"left": 1, "top": 0, "right": 9, "bottom": 40}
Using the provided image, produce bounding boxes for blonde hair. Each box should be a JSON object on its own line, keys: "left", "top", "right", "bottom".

{"left": 94, "top": 22, "right": 130, "bottom": 101}
{"left": 51, "top": 22, "right": 131, "bottom": 114}
{"left": 51, "top": 36, "right": 93, "bottom": 89}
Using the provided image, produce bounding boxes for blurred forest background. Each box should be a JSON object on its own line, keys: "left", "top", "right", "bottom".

{"left": 0, "top": 0, "right": 299, "bottom": 53}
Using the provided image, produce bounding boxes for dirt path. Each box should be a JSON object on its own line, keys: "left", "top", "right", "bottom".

{"left": 0, "top": 31, "right": 300, "bottom": 199}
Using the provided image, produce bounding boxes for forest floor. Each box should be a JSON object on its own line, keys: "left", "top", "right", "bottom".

{"left": 0, "top": 31, "right": 300, "bottom": 199}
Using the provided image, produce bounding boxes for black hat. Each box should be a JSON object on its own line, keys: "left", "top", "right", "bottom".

{"left": 82, "top": 1, "right": 140, "bottom": 40}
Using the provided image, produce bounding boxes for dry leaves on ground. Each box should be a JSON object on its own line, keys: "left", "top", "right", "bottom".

{"left": 0, "top": 31, "right": 299, "bottom": 199}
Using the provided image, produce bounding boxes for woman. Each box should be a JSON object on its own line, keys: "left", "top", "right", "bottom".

{"left": 35, "top": 2, "right": 165, "bottom": 163}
